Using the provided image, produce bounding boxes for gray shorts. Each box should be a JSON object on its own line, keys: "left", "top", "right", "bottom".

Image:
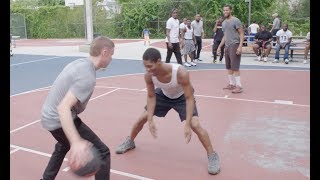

{"left": 182, "top": 39, "right": 196, "bottom": 55}
{"left": 145, "top": 88, "right": 198, "bottom": 121}
{"left": 225, "top": 43, "right": 241, "bottom": 71}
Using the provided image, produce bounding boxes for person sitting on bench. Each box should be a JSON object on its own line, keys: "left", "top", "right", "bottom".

{"left": 252, "top": 25, "right": 273, "bottom": 62}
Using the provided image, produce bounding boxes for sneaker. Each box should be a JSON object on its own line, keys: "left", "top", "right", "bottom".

{"left": 303, "top": 60, "right": 307, "bottom": 64}
{"left": 232, "top": 86, "right": 243, "bottom": 94}
{"left": 190, "top": 62, "right": 197, "bottom": 66}
{"left": 263, "top": 57, "right": 268, "bottom": 62}
{"left": 273, "top": 59, "right": 279, "bottom": 63}
{"left": 208, "top": 152, "right": 221, "bottom": 175}
{"left": 223, "top": 84, "right": 236, "bottom": 90}
{"left": 115, "top": 137, "right": 136, "bottom": 154}
{"left": 198, "top": 58, "right": 203, "bottom": 61}
{"left": 184, "top": 62, "right": 191, "bottom": 67}
{"left": 284, "top": 59, "right": 289, "bottom": 64}
{"left": 257, "top": 56, "right": 261, "bottom": 61}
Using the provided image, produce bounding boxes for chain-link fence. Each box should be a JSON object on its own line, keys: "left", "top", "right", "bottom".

{"left": 10, "top": 13, "right": 27, "bottom": 39}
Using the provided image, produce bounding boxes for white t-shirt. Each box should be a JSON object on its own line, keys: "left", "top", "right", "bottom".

{"left": 179, "top": 22, "right": 186, "bottom": 29}
{"left": 184, "top": 26, "right": 194, "bottom": 40}
{"left": 165, "top": 17, "right": 180, "bottom": 43}
{"left": 276, "top": 29, "right": 293, "bottom": 43}
{"left": 248, "top": 23, "right": 259, "bottom": 34}
{"left": 306, "top": 32, "right": 310, "bottom": 40}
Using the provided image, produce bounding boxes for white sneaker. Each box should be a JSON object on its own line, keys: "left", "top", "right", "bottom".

{"left": 184, "top": 62, "right": 191, "bottom": 67}
{"left": 190, "top": 62, "right": 197, "bottom": 66}
{"left": 263, "top": 57, "right": 268, "bottom": 62}
{"left": 273, "top": 59, "right": 279, "bottom": 63}
{"left": 284, "top": 59, "right": 289, "bottom": 64}
{"left": 303, "top": 60, "right": 307, "bottom": 64}
{"left": 257, "top": 56, "right": 261, "bottom": 61}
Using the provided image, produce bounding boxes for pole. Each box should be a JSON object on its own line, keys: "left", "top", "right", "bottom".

{"left": 248, "top": 0, "right": 251, "bottom": 27}
{"left": 85, "top": 0, "right": 93, "bottom": 43}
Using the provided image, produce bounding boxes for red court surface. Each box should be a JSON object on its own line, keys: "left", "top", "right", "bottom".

{"left": 10, "top": 69, "right": 310, "bottom": 180}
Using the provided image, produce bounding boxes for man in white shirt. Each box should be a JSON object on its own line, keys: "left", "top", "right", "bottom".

{"left": 273, "top": 24, "right": 292, "bottom": 64}
{"left": 181, "top": 19, "right": 197, "bottom": 67}
{"left": 191, "top": 14, "right": 205, "bottom": 61}
{"left": 248, "top": 21, "right": 259, "bottom": 42}
{"left": 180, "top": 18, "right": 187, "bottom": 31}
{"left": 165, "top": 8, "right": 182, "bottom": 64}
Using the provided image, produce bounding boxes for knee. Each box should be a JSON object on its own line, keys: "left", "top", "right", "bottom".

{"left": 99, "top": 144, "right": 110, "bottom": 160}
{"left": 190, "top": 118, "right": 201, "bottom": 132}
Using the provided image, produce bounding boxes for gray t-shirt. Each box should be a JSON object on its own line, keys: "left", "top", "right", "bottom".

{"left": 191, "top": 20, "right": 204, "bottom": 37}
{"left": 41, "top": 58, "right": 96, "bottom": 131}
{"left": 222, "top": 16, "right": 242, "bottom": 47}
{"left": 273, "top": 17, "right": 280, "bottom": 29}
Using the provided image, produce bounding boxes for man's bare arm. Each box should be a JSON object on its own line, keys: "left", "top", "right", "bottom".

{"left": 58, "top": 91, "right": 82, "bottom": 144}
{"left": 144, "top": 73, "right": 156, "bottom": 122}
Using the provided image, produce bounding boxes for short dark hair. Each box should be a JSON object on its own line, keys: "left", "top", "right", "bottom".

{"left": 143, "top": 48, "right": 161, "bottom": 63}
{"left": 224, "top": 4, "right": 232, "bottom": 10}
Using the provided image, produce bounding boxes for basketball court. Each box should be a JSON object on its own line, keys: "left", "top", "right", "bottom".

{"left": 10, "top": 37, "right": 310, "bottom": 179}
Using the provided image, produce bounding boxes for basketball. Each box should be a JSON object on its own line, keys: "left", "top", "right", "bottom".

{"left": 72, "top": 146, "right": 103, "bottom": 177}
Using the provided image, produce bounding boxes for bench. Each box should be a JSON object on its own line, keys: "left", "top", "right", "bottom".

{"left": 271, "top": 42, "right": 306, "bottom": 60}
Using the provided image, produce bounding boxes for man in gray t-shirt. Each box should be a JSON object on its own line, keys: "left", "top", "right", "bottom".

{"left": 270, "top": 13, "right": 281, "bottom": 41}
{"left": 217, "top": 4, "right": 244, "bottom": 94}
{"left": 40, "top": 36, "right": 114, "bottom": 180}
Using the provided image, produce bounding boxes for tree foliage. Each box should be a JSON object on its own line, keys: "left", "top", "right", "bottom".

{"left": 10, "top": 0, "right": 310, "bottom": 38}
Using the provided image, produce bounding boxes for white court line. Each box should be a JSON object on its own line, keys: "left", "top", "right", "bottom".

{"left": 274, "top": 100, "right": 293, "bottom": 105}
{"left": 10, "top": 86, "right": 51, "bottom": 97}
{"left": 89, "top": 88, "right": 119, "bottom": 101}
{"left": 10, "top": 119, "right": 41, "bottom": 134}
{"left": 10, "top": 148, "right": 20, "bottom": 154}
{"left": 10, "top": 144, "right": 68, "bottom": 161}
{"left": 95, "top": 85, "right": 310, "bottom": 107}
{"left": 10, "top": 89, "right": 119, "bottom": 134}
{"left": 11, "top": 144, "right": 155, "bottom": 180}
{"left": 62, "top": 167, "right": 70, "bottom": 172}
{"left": 10, "top": 56, "right": 65, "bottom": 67}
{"left": 195, "top": 94, "right": 309, "bottom": 107}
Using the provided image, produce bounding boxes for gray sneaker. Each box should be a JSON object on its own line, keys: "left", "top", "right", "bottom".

{"left": 208, "top": 152, "right": 221, "bottom": 175}
{"left": 115, "top": 137, "right": 135, "bottom": 154}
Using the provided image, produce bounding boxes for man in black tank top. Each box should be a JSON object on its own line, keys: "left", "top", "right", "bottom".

{"left": 115, "top": 48, "right": 221, "bottom": 175}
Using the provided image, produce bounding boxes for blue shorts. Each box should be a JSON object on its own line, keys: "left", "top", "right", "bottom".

{"left": 145, "top": 88, "right": 199, "bottom": 121}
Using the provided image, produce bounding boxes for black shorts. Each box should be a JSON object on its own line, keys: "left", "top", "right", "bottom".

{"left": 145, "top": 88, "right": 198, "bottom": 121}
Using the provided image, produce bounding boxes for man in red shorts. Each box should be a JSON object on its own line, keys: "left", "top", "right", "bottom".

{"left": 252, "top": 25, "right": 273, "bottom": 62}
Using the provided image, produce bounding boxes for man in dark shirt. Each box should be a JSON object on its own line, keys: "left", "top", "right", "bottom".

{"left": 252, "top": 25, "right": 273, "bottom": 62}
{"left": 212, "top": 16, "right": 225, "bottom": 63}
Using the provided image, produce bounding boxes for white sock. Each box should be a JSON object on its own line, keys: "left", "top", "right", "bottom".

{"left": 234, "top": 76, "right": 242, "bottom": 87}
{"left": 228, "top": 75, "right": 235, "bottom": 85}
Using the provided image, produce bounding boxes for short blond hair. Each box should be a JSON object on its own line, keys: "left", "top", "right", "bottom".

{"left": 89, "top": 36, "right": 115, "bottom": 56}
